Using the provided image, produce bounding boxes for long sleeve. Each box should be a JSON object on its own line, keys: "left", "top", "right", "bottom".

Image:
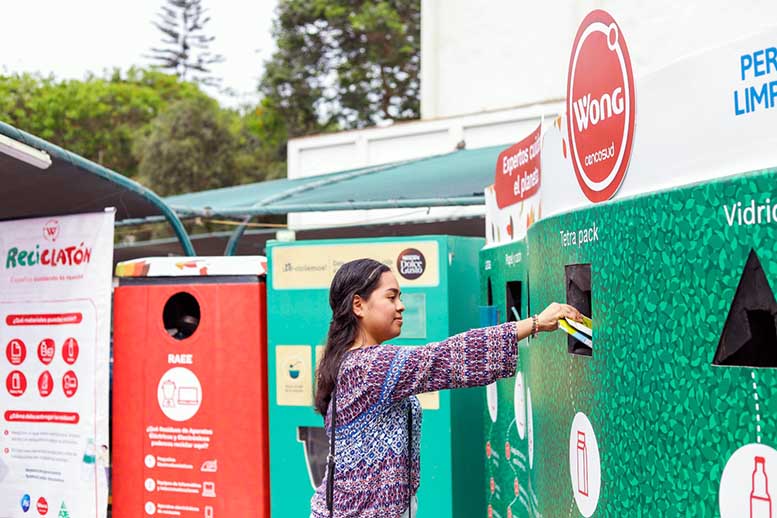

{"left": 365, "top": 321, "right": 518, "bottom": 405}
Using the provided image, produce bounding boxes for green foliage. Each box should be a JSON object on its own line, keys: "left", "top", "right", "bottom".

{"left": 134, "top": 96, "right": 265, "bottom": 196}
{"left": 0, "top": 69, "right": 285, "bottom": 196}
{"left": 260, "top": 0, "right": 421, "bottom": 135}
{"left": 0, "top": 68, "right": 206, "bottom": 177}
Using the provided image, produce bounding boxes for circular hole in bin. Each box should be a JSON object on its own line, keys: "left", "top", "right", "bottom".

{"left": 163, "top": 292, "right": 201, "bottom": 340}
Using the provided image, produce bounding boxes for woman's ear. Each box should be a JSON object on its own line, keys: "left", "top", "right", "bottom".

{"left": 352, "top": 294, "right": 365, "bottom": 318}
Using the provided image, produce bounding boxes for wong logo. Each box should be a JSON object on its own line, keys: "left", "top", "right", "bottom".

{"left": 43, "top": 219, "right": 60, "bottom": 242}
{"left": 567, "top": 10, "right": 635, "bottom": 203}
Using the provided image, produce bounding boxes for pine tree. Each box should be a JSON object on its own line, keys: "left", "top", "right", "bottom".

{"left": 147, "top": 0, "right": 224, "bottom": 86}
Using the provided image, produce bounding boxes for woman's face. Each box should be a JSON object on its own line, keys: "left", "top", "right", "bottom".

{"left": 355, "top": 271, "right": 405, "bottom": 344}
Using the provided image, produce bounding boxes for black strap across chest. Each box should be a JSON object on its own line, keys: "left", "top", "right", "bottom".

{"left": 327, "top": 382, "right": 414, "bottom": 518}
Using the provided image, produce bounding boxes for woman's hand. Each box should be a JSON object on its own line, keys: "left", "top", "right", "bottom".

{"left": 536, "top": 302, "right": 583, "bottom": 332}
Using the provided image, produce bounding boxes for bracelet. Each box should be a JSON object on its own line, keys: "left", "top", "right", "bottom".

{"left": 531, "top": 314, "right": 539, "bottom": 338}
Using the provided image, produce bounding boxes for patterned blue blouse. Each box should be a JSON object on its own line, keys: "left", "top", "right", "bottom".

{"left": 310, "top": 322, "right": 519, "bottom": 518}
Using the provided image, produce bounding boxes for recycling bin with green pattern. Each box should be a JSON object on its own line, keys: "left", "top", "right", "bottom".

{"left": 516, "top": 167, "right": 777, "bottom": 516}
{"left": 478, "top": 239, "right": 534, "bottom": 518}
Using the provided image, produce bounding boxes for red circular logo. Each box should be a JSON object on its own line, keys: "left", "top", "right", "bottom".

{"left": 37, "top": 338, "right": 56, "bottom": 365}
{"left": 6, "top": 339, "right": 26, "bottom": 365}
{"left": 6, "top": 370, "right": 27, "bottom": 397}
{"left": 62, "top": 370, "right": 78, "bottom": 398}
{"left": 37, "top": 497, "right": 49, "bottom": 515}
{"left": 43, "top": 219, "right": 60, "bottom": 242}
{"left": 567, "top": 10, "right": 635, "bottom": 203}
{"left": 38, "top": 371, "right": 54, "bottom": 398}
{"left": 62, "top": 338, "right": 79, "bottom": 365}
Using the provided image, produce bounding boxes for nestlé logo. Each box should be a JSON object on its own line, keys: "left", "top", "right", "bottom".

{"left": 396, "top": 248, "right": 426, "bottom": 280}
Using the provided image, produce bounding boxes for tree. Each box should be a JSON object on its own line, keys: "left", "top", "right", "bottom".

{"left": 134, "top": 97, "right": 246, "bottom": 196}
{"left": 147, "top": 0, "right": 225, "bottom": 86}
{"left": 259, "top": 0, "right": 421, "bottom": 135}
{"left": 0, "top": 68, "right": 207, "bottom": 177}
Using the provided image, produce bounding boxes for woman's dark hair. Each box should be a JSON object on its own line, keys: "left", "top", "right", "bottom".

{"left": 314, "top": 258, "right": 390, "bottom": 415}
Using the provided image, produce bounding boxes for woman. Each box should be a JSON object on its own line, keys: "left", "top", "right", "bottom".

{"left": 310, "top": 259, "right": 583, "bottom": 518}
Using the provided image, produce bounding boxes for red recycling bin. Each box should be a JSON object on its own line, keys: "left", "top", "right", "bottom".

{"left": 112, "top": 257, "right": 269, "bottom": 518}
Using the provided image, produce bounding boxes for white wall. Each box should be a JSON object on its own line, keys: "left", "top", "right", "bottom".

{"left": 287, "top": 0, "right": 777, "bottom": 229}
{"left": 421, "top": 0, "right": 777, "bottom": 118}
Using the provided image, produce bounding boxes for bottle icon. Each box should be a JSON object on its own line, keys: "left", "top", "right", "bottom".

{"left": 751, "top": 456, "right": 772, "bottom": 518}
{"left": 11, "top": 373, "right": 21, "bottom": 391}
{"left": 81, "top": 438, "right": 96, "bottom": 481}
{"left": 576, "top": 431, "right": 589, "bottom": 497}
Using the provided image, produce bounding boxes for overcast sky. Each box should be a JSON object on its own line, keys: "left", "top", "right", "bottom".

{"left": 0, "top": 0, "right": 278, "bottom": 108}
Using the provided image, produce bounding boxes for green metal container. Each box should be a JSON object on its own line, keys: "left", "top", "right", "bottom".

{"left": 478, "top": 240, "right": 534, "bottom": 518}
{"left": 267, "top": 235, "right": 486, "bottom": 518}
{"left": 484, "top": 167, "right": 777, "bottom": 516}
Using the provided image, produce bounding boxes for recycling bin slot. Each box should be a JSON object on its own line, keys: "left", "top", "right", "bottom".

{"left": 163, "top": 291, "right": 201, "bottom": 340}
{"left": 480, "top": 278, "right": 499, "bottom": 327}
{"left": 714, "top": 250, "right": 777, "bottom": 367}
{"left": 298, "top": 426, "right": 329, "bottom": 489}
{"left": 566, "top": 264, "right": 592, "bottom": 356}
{"left": 506, "top": 281, "right": 522, "bottom": 321}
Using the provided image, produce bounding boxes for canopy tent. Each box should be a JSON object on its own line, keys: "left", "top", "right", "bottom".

{"left": 113, "top": 215, "right": 486, "bottom": 264}
{"left": 163, "top": 145, "right": 503, "bottom": 254}
{"left": 166, "top": 145, "right": 503, "bottom": 217}
{"left": 0, "top": 121, "right": 194, "bottom": 255}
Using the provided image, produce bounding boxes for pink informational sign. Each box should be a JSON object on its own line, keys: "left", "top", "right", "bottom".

{"left": 0, "top": 211, "right": 114, "bottom": 518}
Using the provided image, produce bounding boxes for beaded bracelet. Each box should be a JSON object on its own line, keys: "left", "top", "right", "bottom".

{"left": 531, "top": 314, "right": 539, "bottom": 338}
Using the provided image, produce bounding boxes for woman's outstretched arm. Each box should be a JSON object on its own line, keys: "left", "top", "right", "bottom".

{"left": 364, "top": 303, "right": 582, "bottom": 404}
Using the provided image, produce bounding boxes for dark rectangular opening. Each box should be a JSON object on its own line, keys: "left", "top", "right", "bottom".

{"left": 506, "top": 281, "right": 522, "bottom": 322}
{"left": 479, "top": 277, "right": 499, "bottom": 326}
{"left": 566, "top": 264, "right": 592, "bottom": 356}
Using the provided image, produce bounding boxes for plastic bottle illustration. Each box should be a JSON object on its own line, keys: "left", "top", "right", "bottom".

{"left": 12, "top": 372, "right": 21, "bottom": 390}
{"left": 751, "top": 456, "right": 772, "bottom": 518}
{"left": 81, "top": 438, "right": 96, "bottom": 481}
{"left": 576, "top": 431, "right": 589, "bottom": 497}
